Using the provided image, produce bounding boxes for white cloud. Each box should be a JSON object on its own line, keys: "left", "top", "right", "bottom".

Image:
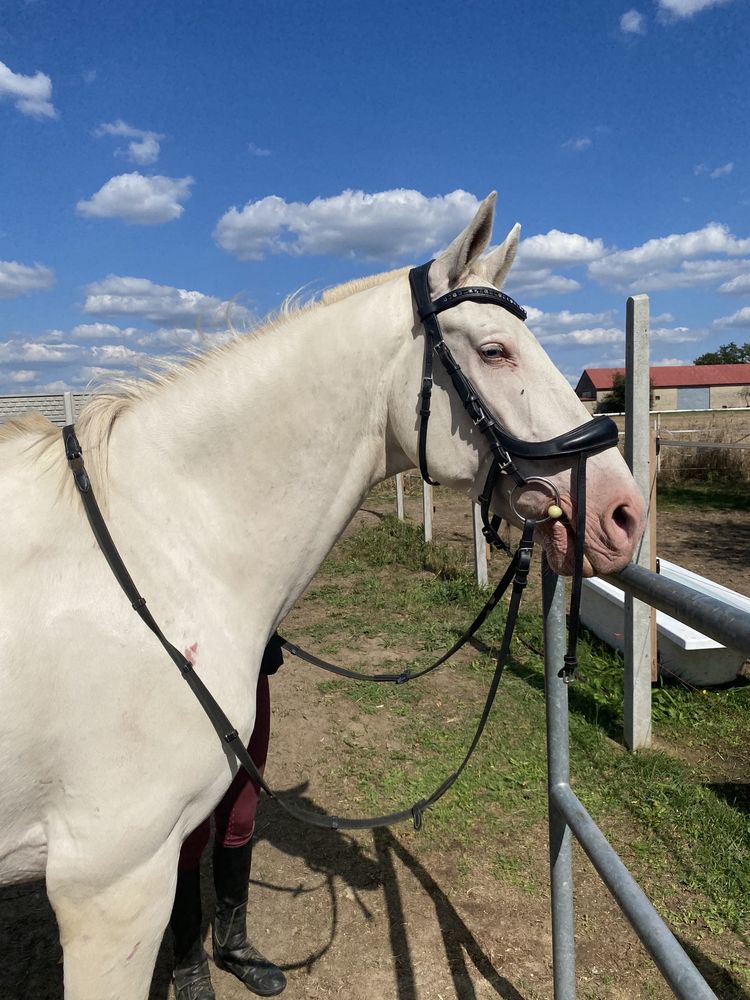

{"left": 0, "top": 339, "right": 79, "bottom": 364}
{"left": 88, "top": 344, "right": 145, "bottom": 365}
{"left": 652, "top": 356, "right": 692, "bottom": 366}
{"left": 214, "top": 188, "right": 481, "bottom": 261}
{"left": 82, "top": 275, "right": 254, "bottom": 328}
{"left": 651, "top": 326, "right": 705, "bottom": 343}
{"left": 0, "top": 59, "right": 57, "bottom": 119}
{"left": 718, "top": 273, "right": 750, "bottom": 295}
{"left": 0, "top": 260, "right": 55, "bottom": 298}
{"left": 582, "top": 353, "right": 626, "bottom": 371}
{"left": 501, "top": 230, "right": 605, "bottom": 297}
{"left": 519, "top": 230, "right": 606, "bottom": 265}
{"left": 94, "top": 120, "right": 166, "bottom": 166}
{"left": 710, "top": 162, "right": 734, "bottom": 179}
{"left": 588, "top": 223, "right": 750, "bottom": 291}
{"left": 714, "top": 306, "right": 750, "bottom": 329}
{"left": 76, "top": 173, "right": 193, "bottom": 225}
{"left": 540, "top": 327, "right": 625, "bottom": 347}
{"left": 538, "top": 323, "right": 703, "bottom": 348}
{"left": 620, "top": 259, "right": 750, "bottom": 292}
{"left": 505, "top": 269, "right": 581, "bottom": 297}
{"left": 620, "top": 9, "right": 646, "bottom": 33}
{"left": 71, "top": 322, "right": 127, "bottom": 339}
{"left": 658, "top": 0, "right": 733, "bottom": 18}
{"left": 248, "top": 142, "right": 271, "bottom": 157}
{"left": 0, "top": 331, "right": 160, "bottom": 390}
{"left": 562, "top": 137, "right": 592, "bottom": 152}
{"left": 71, "top": 367, "right": 133, "bottom": 387}
{"left": 695, "top": 161, "right": 735, "bottom": 179}
{"left": 133, "top": 327, "right": 236, "bottom": 349}
{"left": 27, "top": 379, "right": 70, "bottom": 393}
{"left": 525, "top": 307, "right": 614, "bottom": 333}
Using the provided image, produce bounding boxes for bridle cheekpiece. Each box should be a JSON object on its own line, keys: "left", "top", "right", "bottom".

{"left": 408, "top": 259, "right": 620, "bottom": 679}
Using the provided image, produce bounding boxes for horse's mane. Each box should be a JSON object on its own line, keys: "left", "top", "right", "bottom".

{"left": 0, "top": 265, "right": 410, "bottom": 474}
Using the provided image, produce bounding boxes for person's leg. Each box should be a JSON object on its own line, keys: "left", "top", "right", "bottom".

{"left": 212, "top": 674, "right": 286, "bottom": 997}
{"left": 170, "top": 821, "right": 216, "bottom": 1000}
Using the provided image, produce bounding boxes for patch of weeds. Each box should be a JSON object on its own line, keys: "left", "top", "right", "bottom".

{"left": 295, "top": 515, "right": 750, "bottom": 942}
{"left": 336, "top": 515, "right": 470, "bottom": 580}
{"left": 652, "top": 677, "right": 750, "bottom": 757}
{"left": 492, "top": 853, "right": 545, "bottom": 895}
{"left": 574, "top": 750, "right": 750, "bottom": 933}
{"left": 658, "top": 482, "right": 750, "bottom": 512}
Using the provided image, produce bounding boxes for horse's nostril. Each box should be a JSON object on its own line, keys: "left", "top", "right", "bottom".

{"left": 612, "top": 504, "right": 633, "bottom": 534}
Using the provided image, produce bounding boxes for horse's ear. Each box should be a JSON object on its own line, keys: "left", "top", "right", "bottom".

{"left": 429, "top": 192, "right": 496, "bottom": 296}
{"left": 480, "top": 222, "right": 521, "bottom": 289}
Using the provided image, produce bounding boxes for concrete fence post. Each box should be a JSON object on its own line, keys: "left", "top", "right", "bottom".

{"left": 624, "top": 294, "right": 654, "bottom": 750}
{"left": 472, "top": 503, "right": 488, "bottom": 587}
{"left": 395, "top": 473, "right": 405, "bottom": 521}
{"left": 422, "top": 481, "right": 433, "bottom": 543}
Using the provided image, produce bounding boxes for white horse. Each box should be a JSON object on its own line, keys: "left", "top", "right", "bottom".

{"left": 0, "top": 194, "right": 644, "bottom": 999}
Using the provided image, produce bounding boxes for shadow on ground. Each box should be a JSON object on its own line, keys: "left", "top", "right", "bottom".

{"left": 1, "top": 787, "right": 744, "bottom": 1000}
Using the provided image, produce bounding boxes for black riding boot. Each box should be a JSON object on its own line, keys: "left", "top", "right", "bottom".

{"left": 212, "top": 841, "right": 287, "bottom": 997}
{"left": 170, "top": 866, "right": 216, "bottom": 1000}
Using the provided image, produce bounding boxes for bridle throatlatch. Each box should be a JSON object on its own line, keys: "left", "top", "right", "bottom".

{"left": 61, "top": 258, "right": 619, "bottom": 835}
{"left": 408, "top": 260, "right": 619, "bottom": 680}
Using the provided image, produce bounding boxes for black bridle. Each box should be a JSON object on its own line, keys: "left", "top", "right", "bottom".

{"left": 408, "top": 259, "right": 619, "bottom": 675}
{"left": 60, "top": 260, "right": 620, "bottom": 833}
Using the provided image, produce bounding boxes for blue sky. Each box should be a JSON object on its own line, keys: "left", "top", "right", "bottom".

{"left": 1, "top": 0, "right": 749, "bottom": 394}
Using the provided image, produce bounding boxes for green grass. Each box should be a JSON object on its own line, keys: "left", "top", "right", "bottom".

{"left": 290, "top": 515, "right": 750, "bottom": 990}
{"left": 657, "top": 481, "right": 750, "bottom": 511}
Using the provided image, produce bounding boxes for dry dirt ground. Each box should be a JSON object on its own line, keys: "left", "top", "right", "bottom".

{"left": 1, "top": 486, "right": 748, "bottom": 1000}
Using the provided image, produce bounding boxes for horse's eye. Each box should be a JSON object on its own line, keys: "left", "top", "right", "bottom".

{"left": 479, "top": 344, "right": 506, "bottom": 362}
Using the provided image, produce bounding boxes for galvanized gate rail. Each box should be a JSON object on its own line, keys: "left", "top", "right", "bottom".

{"left": 542, "top": 558, "right": 750, "bottom": 999}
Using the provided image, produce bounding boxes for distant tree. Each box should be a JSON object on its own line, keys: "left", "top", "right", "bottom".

{"left": 597, "top": 372, "right": 655, "bottom": 413}
{"left": 694, "top": 341, "right": 750, "bottom": 365}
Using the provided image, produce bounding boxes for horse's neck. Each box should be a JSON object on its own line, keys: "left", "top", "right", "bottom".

{"left": 107, "top": 278, "right": 411, "bottom": 633}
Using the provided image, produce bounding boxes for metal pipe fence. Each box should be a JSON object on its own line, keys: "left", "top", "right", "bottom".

{"left": 542, "top": 555, "right": 750, "bottom": 998}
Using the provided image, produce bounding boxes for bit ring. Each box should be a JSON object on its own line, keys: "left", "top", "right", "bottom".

{"left": 509, "top": 477, "right": 562, "bottom": 526}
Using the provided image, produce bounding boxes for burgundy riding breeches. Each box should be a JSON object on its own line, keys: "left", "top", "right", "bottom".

{"left": 178, "top": 672, "right": 271, "bottom": 870}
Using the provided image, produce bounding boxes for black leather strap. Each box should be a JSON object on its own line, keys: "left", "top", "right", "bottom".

{"left": 418, "top": 332, "right": 439, "bottom": 485}
{"left": 62, "top": 424, "right": 531, "bottom": 832}
{"left": 432, "top": 286, "right": 527, "bottom": 322}
{"left": 407, "top": 259, "right": 619, "bottom": 582}
{"left": 560, "top": 456, "right": 588, "bottom": 680}
{"left": 409, "top": 262, "right": 523, "bottom": 492}
{"left": 497, "top": 415, "right": 618, "bottom": 462}
{"left": 279, "top": 550, "right": 519, "bottom": 684}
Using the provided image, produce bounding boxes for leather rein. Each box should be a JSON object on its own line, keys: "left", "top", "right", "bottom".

{"left": 61, "top": 261, "right": 619, "bottom": 832}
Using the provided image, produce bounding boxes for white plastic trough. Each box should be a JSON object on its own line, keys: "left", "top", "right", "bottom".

{"left": 580, "top": 559, "right": 749, "bottom": 686}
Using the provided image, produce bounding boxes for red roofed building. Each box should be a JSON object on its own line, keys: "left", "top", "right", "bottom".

{"left": 575, "top": 365, "right": 750, "bottom": 412}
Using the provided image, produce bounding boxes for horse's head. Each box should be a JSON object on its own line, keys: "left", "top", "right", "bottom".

{"left": 392, "top": 192, "right": 645, "bottom": 577}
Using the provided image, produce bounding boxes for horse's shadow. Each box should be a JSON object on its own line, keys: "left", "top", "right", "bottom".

{"left": 0, "top": 781, "right": 520, "bottom": 1000}
{"left": 151, "top": 782, "right": 527, "bottom": 1000}
{"left": 2, "top": 781, "right": 748, "bottom": 999}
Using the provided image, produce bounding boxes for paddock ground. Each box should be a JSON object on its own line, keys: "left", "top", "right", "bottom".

{"left": 2, "top": 479, "right": 748, "bottom": 1000}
